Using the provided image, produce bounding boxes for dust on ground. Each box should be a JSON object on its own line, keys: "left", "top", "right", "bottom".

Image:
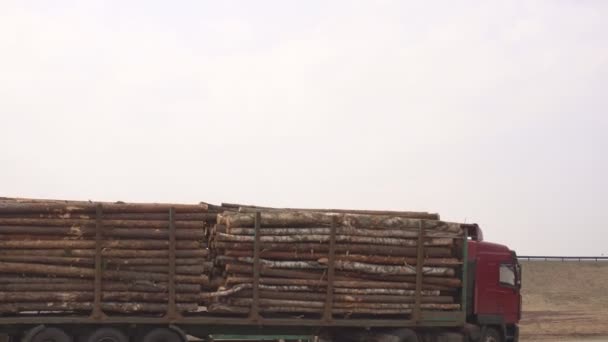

{"left": 520, "top": 261, "right": 608, "bottom": 340}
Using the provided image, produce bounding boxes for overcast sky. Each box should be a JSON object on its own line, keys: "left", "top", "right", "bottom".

{"left": 1, "top": 1, "right": 607, "bottom": 256}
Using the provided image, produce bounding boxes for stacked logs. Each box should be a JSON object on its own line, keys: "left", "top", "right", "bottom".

{"left": 0, "top": 197, "right": 216, "bottom": 315}
{"left": 206, "top": 209, "right": 464, "bottom": 317}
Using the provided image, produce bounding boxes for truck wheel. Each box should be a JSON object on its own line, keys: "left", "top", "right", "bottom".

{"left": 141, "top": 328, "right": 184, "bottom": 342}
{"left": 367, "top": 329, "right": 418, "bottom": 342}
{"left": 82, "top": 328, "right": 128, "bottom": 342}
{"left": 28, "top": 327, "right": 72, "bottom": 342}
{"left": 480, "top": 327, "right": 502, "bottom": 342}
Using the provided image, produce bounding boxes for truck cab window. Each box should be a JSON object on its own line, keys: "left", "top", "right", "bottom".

{"left": 500, "top": 264, "right": 516, "bottom": 287}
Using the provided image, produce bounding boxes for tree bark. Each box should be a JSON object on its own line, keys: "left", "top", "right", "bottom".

{"left": 0, "top": 198, "right": 210, "bottom": 214}
{"left": 0, "top": 218, "right": 204, "bottom": 229}
{"left": 213, "top": 242, "right": 452, "bottom": 257}
{"left": 316, "top": 259, "right": 455, "bottom": 276}
{"left": 223, "top": 250, "right": 460, "bottom": 266}
{"left": 226, "top": 227, "right": 459, "bottom": 239}
{"left": 0, "top": 240, "right": 202, "bottom": 249}
{"left": 0, "top": 262, "right": 209, "bottom": 284}
{"left": 0, "top": 249, "right": 208, "bottom": 258}
{"left": 218, "top": 212, "right": 462, "bottom": 232}
{"left": 0, "top": 301, "right": 199, "bottom": 313}
{"left": 230, "top": 204, "right": 439, "bottom": 220}
{"left": 216, "top": 233, "right": 453, "bottom": 247}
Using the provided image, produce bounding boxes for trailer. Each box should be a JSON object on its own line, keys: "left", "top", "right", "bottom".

{"left": 0, "top": 199, "right": 521, "bottom": 342}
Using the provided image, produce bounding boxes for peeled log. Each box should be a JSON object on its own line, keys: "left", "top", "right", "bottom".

{"left": 227, "top": 227, "right": 460, "bottom": 239}
{"left": 207, "top": 304, "right": 452, "bottom": 315}
{"left": 216, "top": 233, "right": 453, "bottom": 247}
{"left": 219, "top": 211, "right": 462, "bottom": 232}
{"left": 213, "top": 242, "right": 452, "bottom": 257}
{"left": 228, "top": 298, "right": 460, "bottom": 311}
{"left": 225, "top": 277, "right": 451, "bottom": 291}
{"left": 317, "top": 259, "right": 455, "bottom": 276}
{"left": 235, "top": 290, "right": 453, "bottom": 304}
{"left": 224, "top": 250, "right": 460, "bottom": 266}
{"left": 232, "top": 205, "right": 439, "bottom": 220}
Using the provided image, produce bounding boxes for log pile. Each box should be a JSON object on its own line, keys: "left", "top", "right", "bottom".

{"left": 206, "top": 209, "right": 465, "bottom": 317}
{"left": 0, "top": 197, "right": 216, "bottom": 315}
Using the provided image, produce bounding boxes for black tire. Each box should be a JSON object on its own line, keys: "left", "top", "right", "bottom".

{"left": 82, "top": 328, "right": 128, "bottom": 342}
{"left": 29, "top": 327, "right": 72, "bottom": 342}
{"left": 386, "top": 329, "right": 418, "bottom": 342}
{"left": 480, "top": 327, "right": 502, "bottom": 342}
{"left": 141, "top": 328, "right": 183, "bottom": 342}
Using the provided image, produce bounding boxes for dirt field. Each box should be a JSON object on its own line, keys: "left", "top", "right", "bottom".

{"left": 520, "top": 261, "right": 608, "bottom": 341}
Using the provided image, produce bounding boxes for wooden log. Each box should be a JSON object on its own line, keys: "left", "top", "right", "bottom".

{"left": 235, "top": 290, "right": 453, "bottom": 304}
{"left": 200, "top": 283, "right": 251, "bottom": 299}
{"left": 0, "top": 198, "right": 209, "bottom": 214}
{"left": 0, "top": 212, "right": 216, "bottom": 221}
{"left": 101, "top": 291, "right": 200, "bottom": 303}
{"left": 254, "top": 285, "right": 441, "bottom": 296}
{"left": 317, "top": 259, "right": 455, "bottom": 276}
{"left": 116, "top": 264, "right": 211, "bottom": 275}
{"left": 0, "top": 291, "right": 91, "bottom": 302}
{"left": 223, "top": 250, "right": 460, "bottom": 266}
{"left": 0, "top": 301, "right": 198, "bottom": 313}
{"left": 0, "top": 256, "right": 205, "bottom": 267}
{"left": 0, "top": 249, "right": 208, "bottom": 258}
{"left": 218, "top": 212, "right": 462, "bottom": 232}
{"left": 0, "top": 218, "right": 204, "bottom": 229}
{"left": 216, "top": 233, "right": 453, "bottom": 247}
{"left": 225, "top": 263, "right": 460, "bottom": 287}
{"left": 230, "top": 204, "right": 439, "bottom": 220}
{"left": 0, "top": 262, "right": 209, "bottom": 284}
{"left": 213, "top": 242, "right": 452, "bottom": 257}
{"left": 0, "top": 282, "right": 200, "bottom": 293}
{"left": 207, "top": 303, "right": 418, "bottom": 315}
{"left": 224, "top": 277, "right": 451, "bottom": 291}
{"left": 0, "top": 255, "right": 94, "bottom": 266}
{"left": 228, "top": 298, "right": 460, "bottom": 310}
{"left": 0, "top": 240, "right": 202, "bottom": 249}
{"left": 227, "top": 227, "right": 460, "bottom": 239}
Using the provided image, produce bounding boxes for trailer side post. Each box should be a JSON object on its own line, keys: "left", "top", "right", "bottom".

{"left": 91, "top": 203, "right": 105, "bottom": 319}
{"left": 322, "top": 216, "right": 337, "bottom": 322}
{"left": 249, "top": 211, "right": 261, "bottom": 322}
{"left": 413, "top": 220, "right": 425, "bottom": 322}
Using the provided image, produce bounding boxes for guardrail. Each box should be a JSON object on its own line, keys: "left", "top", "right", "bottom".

{"left": 518, "top": 256, "right": 608, "bottom": 262}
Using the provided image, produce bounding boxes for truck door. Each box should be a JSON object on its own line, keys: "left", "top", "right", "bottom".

{"left": 497, "top": 260, "right": 521, "bottom": 324}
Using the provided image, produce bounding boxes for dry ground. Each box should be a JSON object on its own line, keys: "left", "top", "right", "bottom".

{"left": 520, "top": 261, "right": 608, "bottom": 341}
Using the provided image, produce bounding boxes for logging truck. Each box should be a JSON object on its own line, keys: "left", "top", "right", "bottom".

{"left": 0, "top": 199, "right": 521, "bottom": 342}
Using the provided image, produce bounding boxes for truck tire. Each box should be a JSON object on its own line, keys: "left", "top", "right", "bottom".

{"left": 479, "top": 328, "right": 501, "bottom": 342}
{"left": 368, "top": 329, "right": 418, "bottom": 342}
{"left": 28, "top": 327, "right": 72, "bottom": 342}
{"left": 82, "top": 328, "right": 128, "bottom": 342}
{"left": 141, "top": 328, "right": 184, "bottom": 342}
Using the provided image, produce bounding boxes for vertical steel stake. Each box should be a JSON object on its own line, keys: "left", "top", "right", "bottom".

{"left": 166, "top": 207, "right": 180, "bottom": 320}
{"left": 249, "top": 211, "right": 261, "bottom": 322}
{"left": 413, "top": 220, "right": 425, "bottom": 322}
{"left": 91, "top": 204, "right": 105, "bottom": 319}
{"left": 323, "top": 216, "right": 337, "bottom": 322}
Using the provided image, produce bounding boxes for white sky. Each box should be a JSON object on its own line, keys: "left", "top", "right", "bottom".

{"left": 1, "top": 1, "right": 607, "bottom": 256}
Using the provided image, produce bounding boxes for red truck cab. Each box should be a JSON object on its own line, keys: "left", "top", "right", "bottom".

{"left": 465, "top": 224, "right": 522, "bottom": 342}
